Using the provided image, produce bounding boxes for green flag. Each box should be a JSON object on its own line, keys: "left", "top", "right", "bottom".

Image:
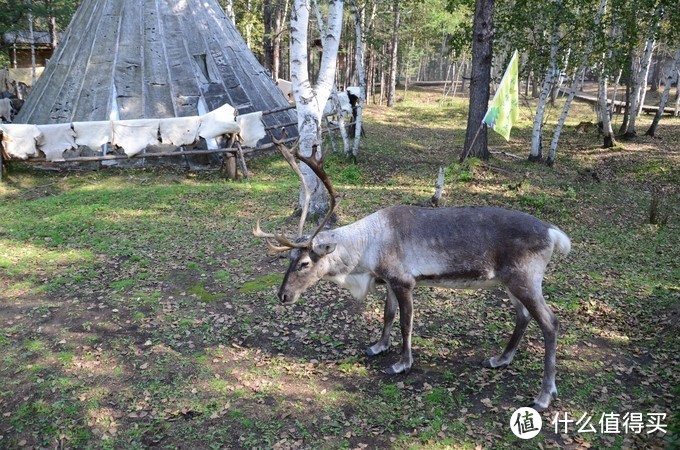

{"left": 483, "top": 50, "right": 519, "bottom": 141}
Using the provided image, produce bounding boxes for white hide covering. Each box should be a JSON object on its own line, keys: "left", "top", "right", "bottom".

{"left": 36, "top": 123, "right": 77, "bottom": 161}
{"left": 276, "top": 79, "right": 294, "bottom": 102}
{"left": 1, "top": 102, "right": 272, "bottom": 160}
{"left": 160, "top": 116, "right": 201, "bottom": 146}
{"left": 323, "top": 91, "right": 352, "bottom": 117}
{"left": 346, "top": 86, "right": 361, "bottom": 98}
{"left": 73, "top": 121, "right": 113, "bottom": 149}
{"left": 113, "top": 119, "right": 161, "bottom": 156}
{"left": 197, "top": 103, "right": 239, "bottom": 139}
{"left": 236, "top": 112, "right": 265, "bottom": 148}
{"left": 0, "top": 98, "right": 11, "bottom": 121}
{"left": 0, "top": 123, "right": 42, "bottom": 159}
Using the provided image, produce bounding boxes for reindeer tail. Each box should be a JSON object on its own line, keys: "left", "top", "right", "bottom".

{"left": 548, "top": 227, "right": 571, "bottom": 257}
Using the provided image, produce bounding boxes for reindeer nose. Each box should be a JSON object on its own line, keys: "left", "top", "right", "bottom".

{"left": 278, "top": 288, "right": 294, "bottom": 304}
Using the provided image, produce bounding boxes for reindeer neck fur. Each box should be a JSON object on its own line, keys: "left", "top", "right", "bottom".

{"left": 313, "top": 210, "right": 386, "bottom": 300}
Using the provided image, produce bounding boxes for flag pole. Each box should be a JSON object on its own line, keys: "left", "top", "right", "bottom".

{"left": 459, "top": 122, "right": 485, "bottom": 163}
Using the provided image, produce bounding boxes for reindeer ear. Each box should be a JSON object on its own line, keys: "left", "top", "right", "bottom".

{"left": 312, "top": 242, "right": 337, "bottom": 256}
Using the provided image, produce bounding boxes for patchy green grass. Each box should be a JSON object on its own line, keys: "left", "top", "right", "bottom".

{"left": 0, "top": 86, "right": 678, "bottom": 449}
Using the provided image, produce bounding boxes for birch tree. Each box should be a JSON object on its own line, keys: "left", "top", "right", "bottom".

{"left": 547, "top": 0, "right": 607, "bottom": 166}
{"left": 386, "top": 0, "right": 401, "bottom": 107}
{"left": 646, "top": 46, "right": 680, "bottom": 136}
{"left": 528, "top": 0, "right": 561, "bottom": 161}
{"left": 623, "top": 3, "right": 663, "bottom": 138}
{"left": 350, "top": 0, "right": 367, "bottom": 162}
{"left": 290, "top": 0, "right": 344, "bottom": 217}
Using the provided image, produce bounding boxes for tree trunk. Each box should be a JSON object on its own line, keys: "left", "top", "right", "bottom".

{"left": 245, "top": 0, "right": 253, "bottom": 49}
{"left": 547, "top": 72, "right": 578, "bottom": 166}
{"left": 625, "top": 43, "right": 647, "bottom": 136}
{"left": 529, "top": 2, "right": 561, "bottom": 162}
{"left": 547, "top": 0, "right": 607, "bottom": 166}
{"left": 452, "top": 60, "right": 461, "bottom": 98}
{"left": 351, "top": 0, "right": 366, "bottom": 162}
{"left": 48, "top": 16, "right": 58, "bottom": 49}
{"left": 599, "top": 74, "right": 617, "bottom": 147}
{"left": 646, "top": 47, "right": 680, "bottom": 137}
{"left": 264, "top": 1, "right": 275, "bottom": 75}
{"left": 676, "top": 70, "right": 680, "bottom": 116}
{"left": 225, "top": 0, "right": 235, "bottom": 24}
{"left": 650, "top": 54, "right": 660, "bottom": 92}
{"left": 263, "top": 0, "right": 284, "bottom": 80}
{"left": 625, "top": 7, "right": 661, "bottom": 137}
{"left": 379, "top": 47, "right": 386, "bottom": 105}
{"left": 290, "top": 0, "right": 344, "bottom": 218}
{"left": 460, "top": 0, "right": 494, "bottom": 162}
{"left": 637, "top": 42, "right": 655, "bottom": 117}
{"left": 461, "top": 61, "right": 468, "bottom": 92}
{"left": 524, "top": 75, "right": 529, "bottom": 97}
{"left": 387, "top": 0, "right": 400, "bottom": 107}
{"left": 367, "top": 49, "right": 375, "bottom": 104}
{"left": 619, "top": 72, "right": 631, "bottom": 134}
{"left": 608, "top": 68, "right": 622, "bottom": 118}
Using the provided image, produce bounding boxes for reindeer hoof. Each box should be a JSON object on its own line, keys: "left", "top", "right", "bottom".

{"left": 527, "top": 400, "right": 549, "bottom": 412}
{"left": 366, "top": 345, "right": 387, "bottom": 357}
{"left": 384, "top": 362, "right": 411, "bottom": 375}
{"left": 482, "top": 357, "right": 509, "bottom": 369}
{"left": 528, "top": 391, "right": 558, "bottom": 412}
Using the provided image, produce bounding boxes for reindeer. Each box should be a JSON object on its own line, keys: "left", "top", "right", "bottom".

{"left": 254, "top": 133, "right": 571, "bottom": 411}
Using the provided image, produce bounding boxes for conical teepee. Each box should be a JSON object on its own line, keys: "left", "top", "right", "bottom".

{"left": 15, "top": 0, "right": 295, "bottom": 145}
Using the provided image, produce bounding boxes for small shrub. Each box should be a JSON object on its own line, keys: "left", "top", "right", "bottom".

{"left": 649, "top": 188, "right": 670, "bottom": 226}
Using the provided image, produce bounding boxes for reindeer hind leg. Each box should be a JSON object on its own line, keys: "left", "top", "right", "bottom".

{"left": 483, "top": 289, "right": 532, "bottom": 369}
{"left": 506, "top": 279, "right": 559, "bottom": 411}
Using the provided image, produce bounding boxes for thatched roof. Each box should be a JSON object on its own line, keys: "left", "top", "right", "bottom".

{"left": 14, "top": 0, "right": 295, "bottom": 144}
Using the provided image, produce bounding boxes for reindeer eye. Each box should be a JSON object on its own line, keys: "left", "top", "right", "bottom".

{"left": 299, "top": 261, "right": 310, "bottom": 270}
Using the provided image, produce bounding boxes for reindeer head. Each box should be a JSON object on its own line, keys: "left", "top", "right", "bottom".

{"left": 276, "top": 240, "right": 338, "bottom": 303}
{"left": 253, "top": 130, "right": 338, "bottom": 304}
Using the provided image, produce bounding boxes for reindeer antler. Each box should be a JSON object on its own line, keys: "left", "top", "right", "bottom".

{"left": 294, "top": 144, "right": 337, "bottom": 243}
{"left": 253, "top": 128, "right": 338, "bottom": 252}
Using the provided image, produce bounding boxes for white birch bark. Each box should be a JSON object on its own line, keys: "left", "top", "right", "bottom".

{"left": 548, "top": 0, "right": 607, "bottom": 165}
{"left": 290, "top": 0, "right": 344, "bottom": 217}
{"left": 637, "top": 41, "right": 656, "bottom": 117}
{"left": 626, "top": 12, "right": 660, "bottom": 136}
{"left": 225, "top": 0, "right": 235, "bottom": 25}
{"left": 646, "top": 47, "right": 680, "bottom": 136}
{"left": 351, "top": 0, "right": 366, "bottom": 161}
{"left": 329, "top": 88, "right": 350, "bottom": 155}
{"left": 675, "top": 69, "right": 680, "bottom": 116}
{"left": 387, "top": 0, "right": 400, "bottom": 107}
{"left": 547, "top": 69, "right": 582, "bottom": 165}
{"left": 598, "top": 74, "right": 616, "bottom": 147}
{"left": 452, "top": 60, "right": 462, "bottom": 98}
{"left": 530, "top": 12, "right": 560, "bottom": 160}
{"left": 28, "top": 8, "right": 37, "bottom": 86}
{"left": 608, "top": 68, "right": 622, "bottom": 118}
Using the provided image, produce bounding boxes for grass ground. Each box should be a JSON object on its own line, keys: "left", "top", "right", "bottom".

{"left": 1, "top": 87, "right": 678, "bottom": 449}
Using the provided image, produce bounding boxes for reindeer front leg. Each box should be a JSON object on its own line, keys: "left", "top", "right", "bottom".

{"left": 384, "top": 284, "right": 414, "bottom": 375}
{"left": 367, "top": 285, "right": 398, "bottom": 356}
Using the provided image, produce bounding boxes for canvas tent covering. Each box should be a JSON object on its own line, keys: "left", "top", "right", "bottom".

{"left": 5, "top": 0, "right": 296, "bottom": 162}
